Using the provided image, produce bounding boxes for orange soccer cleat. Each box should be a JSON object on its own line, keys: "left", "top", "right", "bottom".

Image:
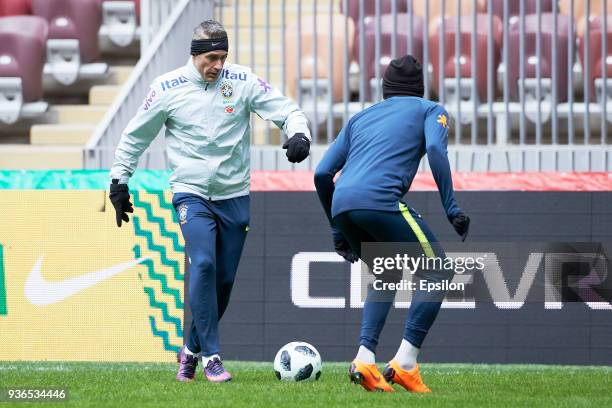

{"left": 382, "top": 360, "right": 431, "bottom": 393}
{"left": 348, "top": 360, "right": 394, "bottom": 392}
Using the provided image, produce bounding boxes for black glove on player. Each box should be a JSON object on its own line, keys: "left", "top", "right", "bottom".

{"left": 333, "top": 230, "right": 359, "bottom": 263}
{"left": 109, "top": 179, "right": 134, "bottom": 227}
{"left": 449, "top": 213, "right": 470, "bottom": 241}
{"left": 282, "top": 132, "right": 310, "bottom": 163}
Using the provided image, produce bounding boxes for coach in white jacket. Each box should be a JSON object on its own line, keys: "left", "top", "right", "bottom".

{"left": 108, "top": 20, "right": 311, "bottom": 383}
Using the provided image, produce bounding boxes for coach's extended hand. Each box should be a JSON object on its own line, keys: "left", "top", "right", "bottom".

{"left": 109, "top": 179, "right": 134, "bottom": 227}
{"left": 282, "top": 132, "right": 310, "bottom": 163}
{"left": 449, "top": 213, "right": 470, "bottom": 241}
{"left": 333, "top": 231, "right": 359, "bottom": 263}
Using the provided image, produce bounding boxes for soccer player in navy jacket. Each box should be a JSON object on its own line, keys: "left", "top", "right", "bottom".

{"left": 314, "top": 55, "right": 470, "bottom": 393}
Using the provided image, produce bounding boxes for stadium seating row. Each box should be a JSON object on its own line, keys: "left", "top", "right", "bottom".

{"left": 0, "top": 0, "right": 140, "bottom": 48}
{"left": 287, "top": 0, "right": 612, "bottom": 108}
{"left": 342, "top": 0, "right": 609, "bottom": 31}
{"left": 0, "top": 0, "right": 139, "bottom": 124}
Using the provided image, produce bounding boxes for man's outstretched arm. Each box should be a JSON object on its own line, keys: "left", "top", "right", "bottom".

{"left": 248, "top": 74, "right": 311, "bottom": 163}
{"left": 314, "top": 126, "right": 358, "bottom": 263}
{"left": 314, "top": 126, "right": 350, "bottom": 224}
{"left": 424, "top": 105, "right": 470, "bottom": 240}
{"left": 109, "top": 82, "right": 167, "bottom": 227}
{"left": 110, "top": 82, "right": 167, "bottom": 183}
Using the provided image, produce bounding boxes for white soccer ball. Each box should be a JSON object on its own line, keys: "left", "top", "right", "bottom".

{"left": 273, "top": 341, "right": 322, "bottom": 381}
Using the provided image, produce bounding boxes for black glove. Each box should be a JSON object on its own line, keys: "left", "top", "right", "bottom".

{"left": 333, "top": 230, "right": 359, "bottom": 263}
{"left": 109, "top": 179, "right": 134, "bottom": 227}
{"left": 449, "top": 213, "right": 470, "bottom": 241}
{"left": 282, "top": 132, "right": 310, "bottom": 163}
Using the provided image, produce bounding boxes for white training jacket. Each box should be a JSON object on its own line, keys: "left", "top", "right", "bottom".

{"left": 110, "top": 58, "right": 311, "bottom": 200}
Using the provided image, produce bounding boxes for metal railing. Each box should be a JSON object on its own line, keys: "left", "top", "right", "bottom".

{"left": 251, "top": 144, "right": 611, "bottom": 171}
{"left": 85, "top": 0, "right": 612, "bottom": 171}
{"left": 140, "top": 0, "right": 185, "bottom": 56}
{"left": 216, "top": 0, "right": 612, "bottom": 147}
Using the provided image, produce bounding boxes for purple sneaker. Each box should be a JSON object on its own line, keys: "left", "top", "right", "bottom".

{"left": 204, "top": 357, "right": 232, "bottom": 383}
{"left": 176, "top": 346, "right": 198, "bottom": 382}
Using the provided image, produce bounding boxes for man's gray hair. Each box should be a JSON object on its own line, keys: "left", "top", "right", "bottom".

{"left": 192, "top": 20, "right": 227, "bottom": 40}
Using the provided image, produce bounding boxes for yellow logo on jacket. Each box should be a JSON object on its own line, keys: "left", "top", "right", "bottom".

{"left": 437, "top": 114, "right": 448, "bottom": 128}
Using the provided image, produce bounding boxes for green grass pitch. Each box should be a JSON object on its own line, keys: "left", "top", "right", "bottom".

{"left": 1, "top": 362, "right": 611, "bottom": 407}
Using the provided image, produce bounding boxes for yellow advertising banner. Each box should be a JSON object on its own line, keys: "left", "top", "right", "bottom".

{"left": 0, "top": 190, "right": 185, "bottom": 362}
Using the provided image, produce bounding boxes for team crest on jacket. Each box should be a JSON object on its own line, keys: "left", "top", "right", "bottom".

{"left": 220, "top": 81, "right": 233, "bottom": 100}
{"left": 178, "top": 204, "right": 188, "bottom": 224}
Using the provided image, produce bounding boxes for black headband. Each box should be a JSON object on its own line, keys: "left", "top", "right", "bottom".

{"left": 190, "top": 37, "right": 229, "bottom": 55}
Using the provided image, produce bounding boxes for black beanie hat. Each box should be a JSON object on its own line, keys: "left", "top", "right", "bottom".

{"left": 382, "top": 55, "right": 424, "bottom": 99}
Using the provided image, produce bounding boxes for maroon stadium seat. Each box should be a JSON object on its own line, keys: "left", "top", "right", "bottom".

{"left": 429, "top": 14, "right": 503, "bottom": 102}
{"left": 99, "top": 0, "right": 141, "bottom": 21}
{"left": 340, "top": 0, "right": 409, "bottom": 65}
{"left": 340, "top": 0, "right": 408, "bottom": 28}
{"left": 490, "top": 0, "right": 553, "bottom": 20}
{"left": 31, "top": 0, "right": 102, "bottom": 85}
{"left": 578, "top": 15, "right": 612, "bottom": 102}
{"left": 0, "top": 15, "right": 47, "bottom": 123}
{"left": 413, "top": 0, "right": 486, "bottom": 35}
{"left": 100, "top": 0, "right": 140, "bottom": 47}
{"left": 507, "top": 13, "right": 571, "bottom": 102}
{"left": 285, "top": 14, "right": 355, "bottom": 104}
{"left": 560, "top": 0, "right": 612, "bottom": 36}
{"left": 0, "top": 0, "right": 32, "bottom": 16}
{"left": 32, "top": 0, "right": 101, "bottom": 63}
{"left": 356, "top": 13, "right": 425, "bottom": 100}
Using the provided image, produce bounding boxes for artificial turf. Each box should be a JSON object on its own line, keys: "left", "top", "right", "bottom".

{"left": 0, "top": 361, "right": 611, "bottom": 407}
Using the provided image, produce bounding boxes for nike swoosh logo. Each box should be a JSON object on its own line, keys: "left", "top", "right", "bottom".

{"left": 24, "top": 256, "right": 149, "bottom": 306}
{"left": 211, "top": 42, "right": 221, "bottom": 46}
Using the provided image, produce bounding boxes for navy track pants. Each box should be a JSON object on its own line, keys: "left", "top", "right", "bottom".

{"left": 333, "top": 203, "right": 453, "bottom": 351}
{"left": 172, "top": 192, "right": 249, "bottom": 356}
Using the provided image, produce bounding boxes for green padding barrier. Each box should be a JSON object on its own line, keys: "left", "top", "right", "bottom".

{"left": 0, "top": 170, "right": 171, "bottom": 190}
